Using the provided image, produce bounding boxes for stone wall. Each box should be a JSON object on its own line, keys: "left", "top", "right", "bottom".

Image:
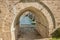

{"left": 0, "top": 0, "right": 60, "bottom": 40}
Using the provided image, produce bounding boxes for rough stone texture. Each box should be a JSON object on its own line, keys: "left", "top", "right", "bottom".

{"left": 0, "top": 0, "right": 60, "bottom": 40}
{"left": 42, "top": 1, "right": 60, "bottom": 28}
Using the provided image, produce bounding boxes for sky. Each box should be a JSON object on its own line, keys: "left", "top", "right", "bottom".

{"left": 20, "top": 16, "right": 33, "bottom": 24}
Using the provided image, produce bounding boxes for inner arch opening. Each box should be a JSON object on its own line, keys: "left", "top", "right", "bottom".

{"left": 18, "top": 11, "right": 41, "bottom": 40}
{"left": 14, "top": 7, "right": 49, "bottom": 40}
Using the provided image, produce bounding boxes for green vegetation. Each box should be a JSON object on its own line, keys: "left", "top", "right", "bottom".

{"left": 52, "top": 38, "right": 60, "bottom": 40}
{"left": 52, "top": 28, "right": 60, "bottom": 40}
{"left": 52, "top": 28, "right": 60, "bottom": 38}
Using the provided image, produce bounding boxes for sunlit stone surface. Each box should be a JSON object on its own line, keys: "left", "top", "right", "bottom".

{"left": 0, "top": 0, "right": 60, "bottom": 40}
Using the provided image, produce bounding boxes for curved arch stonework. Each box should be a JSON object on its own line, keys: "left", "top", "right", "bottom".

{"left": 11, "top": 5, "right": 54, "bottom": 40}
{"left": 14, "top": 2, "right": 54, "bottom": 34}
{"left": 14, "top": 6, "right": 49, "bottom": 37}
{"left": 1, "top": 0, "right": 60, "bottom": 40}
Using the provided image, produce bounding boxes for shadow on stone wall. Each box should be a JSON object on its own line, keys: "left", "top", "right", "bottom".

{"left": 51, "top": 28, "right": 60, "bottom": 38}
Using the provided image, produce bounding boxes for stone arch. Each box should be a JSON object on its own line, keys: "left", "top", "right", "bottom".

{"left": 14, "top": 0, "right": 55, "bottom": 29}
{"left": 11, "top": 6, "right": 54, "bottom": 40}
{"left": 9, "top": 1, "right": 56, "bottom": 40}
{"left": 14, "top": 2, "right": 55, "bottom": 34}
{"left": 0, "top": 0, "right": 57, "bottom": 40}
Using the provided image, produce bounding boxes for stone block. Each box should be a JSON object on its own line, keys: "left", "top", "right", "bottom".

{"left": 2, "top": 32, "right": 11, "bottom": 40}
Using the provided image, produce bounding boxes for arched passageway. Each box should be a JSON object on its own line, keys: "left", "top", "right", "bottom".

{"left": 13, "top": 7, "right": 49, "bottom": 40}
{"left": 18, "top": 11, "right": 41, "bottom": 40}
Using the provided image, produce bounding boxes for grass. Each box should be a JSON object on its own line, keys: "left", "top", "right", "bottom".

{"left": 52, "top": 38, "right": 60, "bottom": 40}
